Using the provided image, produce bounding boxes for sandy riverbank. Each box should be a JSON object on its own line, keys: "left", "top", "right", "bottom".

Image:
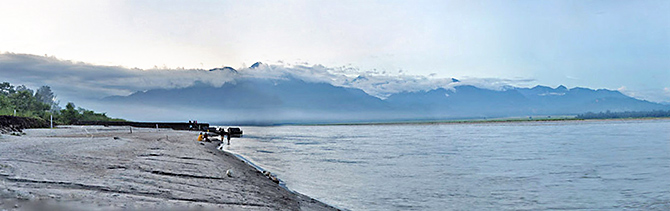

{"left": 0, "top": 126, "right": 337, "bottom": 211}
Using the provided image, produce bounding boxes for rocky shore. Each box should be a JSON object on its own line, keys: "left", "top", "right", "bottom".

{"left": 0, "top": 126, "right": 337, "bottom": 210}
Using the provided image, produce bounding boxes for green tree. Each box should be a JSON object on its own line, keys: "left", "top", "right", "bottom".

{"left": 14, "top": 85, "right": 32, "bottom": 95}
{"left": 35, "top": 85, "right": 60, "bottom": 112}
{"left": 0, "top": 82, "right": 15, "bottom": 96}
{"left": 0, "top": 94, "right": 13, "bottom": 115}
{"left": 60, "top": 102, "right": 80, "bottom": 124}
{"left": 80, "top": 109, "right": 110, "bottom": 121}
{"left": 9, "top": 90, "right": 50, "bottom": 117}
{"left": 0, "top": 82, "right": 125, "bottom": 124}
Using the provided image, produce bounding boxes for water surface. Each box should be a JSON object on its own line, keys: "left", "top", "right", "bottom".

{"left": 224, "top": 119, "right": 670, "bottom": 210}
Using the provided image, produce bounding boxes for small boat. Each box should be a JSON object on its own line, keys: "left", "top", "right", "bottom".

{"left": 227, "top": 127, "right": 243, "bottom": 137}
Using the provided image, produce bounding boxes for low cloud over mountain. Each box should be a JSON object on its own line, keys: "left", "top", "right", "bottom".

{"left": 102, "top": 76, "right": 667, "bottom": 124}
{"left": 1, "top": 53, "right": 667, "bottom": 123}
{"left": 0, "top": 53, "right": 533, "bottom": 102}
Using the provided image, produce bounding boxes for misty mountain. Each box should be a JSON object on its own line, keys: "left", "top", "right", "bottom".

{"left": 512, "top": 85, "right": 661, "bottom": 115}
{"left": 107, "top": 78, "right": 388, "bottom": 111}
{"left": 386, "top": 85, "right": 666, "bottom": 119}
{"left": 103, "top": 77, "right": 668, "bottom": 123}
{"left": 103, "top": 77, "right": 395, "bottom": 123}
{"left": 385, "top": 85, "right": 532, "bottom": 118}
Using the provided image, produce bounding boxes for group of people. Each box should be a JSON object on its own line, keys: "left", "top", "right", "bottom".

{"left": 190, "top": 120, "right": 234, "bottom": 145}
{"left": 188, "top": 120, "right": 199, "bottom": 130}
{"left": 197, "top": 131, "right": 232, "bottom": 145}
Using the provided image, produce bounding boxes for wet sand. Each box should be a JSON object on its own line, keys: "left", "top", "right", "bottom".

{"left": 0, "top": 126, "right": 337, "bottom": 211}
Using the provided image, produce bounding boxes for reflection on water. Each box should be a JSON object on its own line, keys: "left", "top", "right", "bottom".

{"left": 225, "top": 120, "right": 670, "bottom": 210}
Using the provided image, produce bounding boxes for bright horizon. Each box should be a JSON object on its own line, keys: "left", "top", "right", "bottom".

{"left": 1, "top": 0, "right": 668, "bottom": 103}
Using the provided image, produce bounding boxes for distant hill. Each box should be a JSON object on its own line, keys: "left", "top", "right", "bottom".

{"left": 386, "top": 85, "right": 666, "bottom": 119}
{"left": 103, "top": 77, "right": 394, "bottom": 123}
{"left": 103, "top": 77, "right": 669, "bottom": 123}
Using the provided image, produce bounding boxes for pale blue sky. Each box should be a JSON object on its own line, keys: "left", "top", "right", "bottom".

{"left": 0, "top": 0, "right": 668, "bottom": 102}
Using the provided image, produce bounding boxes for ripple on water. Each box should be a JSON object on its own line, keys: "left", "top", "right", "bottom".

{"left": 228, "top": 120, "right": 670, "bottom": 211}
{"left": 320, "top": 158, "right": 366, "bottom": 164}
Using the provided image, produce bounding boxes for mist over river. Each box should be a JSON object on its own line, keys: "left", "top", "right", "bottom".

{"left": 222, "top": 119, "right": 670, "bottom": 210}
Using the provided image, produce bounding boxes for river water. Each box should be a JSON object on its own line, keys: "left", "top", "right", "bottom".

{"left": 222, "top": 119, "right": 670, "bottom": 210}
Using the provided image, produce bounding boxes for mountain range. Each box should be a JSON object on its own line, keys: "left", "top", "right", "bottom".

{"left": 102, "top": 76, "right": 668, "bottom": 124}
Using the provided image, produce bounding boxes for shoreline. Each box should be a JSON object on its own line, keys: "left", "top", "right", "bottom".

{"left": 213, "top": 142, "right": 343, "bottom": 211}
{"left": 0, "top": 126, "right": 338, "bottom": 210}
{"left": 279, "top": 116, "right": 670, "bottom": 127}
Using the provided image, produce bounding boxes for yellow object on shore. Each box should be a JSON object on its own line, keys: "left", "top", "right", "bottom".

{"left": 197, "top": 134, "right": 203, "bottom": 141}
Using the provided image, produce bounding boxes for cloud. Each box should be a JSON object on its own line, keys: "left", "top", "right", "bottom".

{"left": 0, "top": 53, "right": 236, "bottom": 101}
{"left": 0, "top": 53, "right": 536, "bottom": 104}
{"left": 616, "top": 86, "right": 670, "bottom": 103}
{"left": 238, "top": 61, "right": 536, "bottom": 99}
{"left": 4, "top": 52, "right": 668, "bottom": 111}
{"left": 617, "top": 86, "right": 628, "bottom": 92}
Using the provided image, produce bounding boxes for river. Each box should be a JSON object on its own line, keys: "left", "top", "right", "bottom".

{"left": 222, "top": 119, "right": 670, "bottom": 210}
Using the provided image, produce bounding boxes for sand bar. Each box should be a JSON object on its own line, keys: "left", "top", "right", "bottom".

{"left": 0, "top": 126, "right": 337, "bottom": 211}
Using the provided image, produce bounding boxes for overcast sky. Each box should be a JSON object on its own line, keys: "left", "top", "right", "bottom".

{"left": 0, "top": 0, "right": 668, "bottom": 102}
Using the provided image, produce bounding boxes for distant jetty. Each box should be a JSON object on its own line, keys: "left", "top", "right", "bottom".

{"left": 0, "top": 116, "right": 212, "bottom": 133}
{"left": 76, "top": 120, "right": 210, "bottom": 131}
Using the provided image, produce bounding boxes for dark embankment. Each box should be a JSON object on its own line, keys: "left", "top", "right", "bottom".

{"left": 76, "top": 121, "right": 210, "bottom": 131}
{"left": 0, "top": 115, "right": 49, "bottom": 133}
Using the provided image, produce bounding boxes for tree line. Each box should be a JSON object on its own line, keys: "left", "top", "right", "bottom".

{"left": 577, "top": 110, "right": 670, "bottom": 119}
{"left": 0, "top": 82, "right": 124, "bottom": 124}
